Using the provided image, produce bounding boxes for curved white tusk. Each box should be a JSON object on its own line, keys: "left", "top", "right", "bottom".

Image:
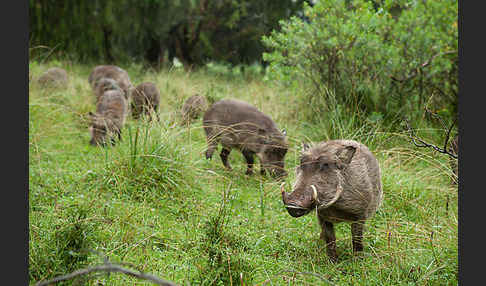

{"left": 310, "top": 185, "right": 318, "bottom": 201}
{"left": 280, "top": 182, "right": 286, "bottom": 193}
{"left": 317, "top": 183, "right": 343, "bottom": 210}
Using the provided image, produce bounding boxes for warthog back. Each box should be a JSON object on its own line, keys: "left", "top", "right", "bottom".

{"left": 88, "top": 65, "right": 132, "bottom": 100}
{"left": 37, "top": 67, "right": 68, "bottom": 88}
{"left": 131, "top": 82, "right": 160, "bottom": 120}
{"left": 181, "top": 94, "right": 209, "bottom": 125}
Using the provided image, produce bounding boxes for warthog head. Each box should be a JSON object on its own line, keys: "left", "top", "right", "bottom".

{"left": 88, "top": 113, "right": 118, "bottom": 146}
{"left": 281, "top": 143, "right": 357, "bottom": 217}
{"left": 258, "top": 130, "right": 288, "bottom": 179}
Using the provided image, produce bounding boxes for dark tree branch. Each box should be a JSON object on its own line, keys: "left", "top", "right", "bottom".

{"left": 33, "top": 261, "right": 179, "bottom": 286}
{"left": 404, "top": 115, "right": 458, "bottom": 159}
{"left": 391, "top": 50, "right": 457, "bottom": 83}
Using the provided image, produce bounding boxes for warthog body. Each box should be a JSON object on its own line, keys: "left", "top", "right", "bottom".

{"left": 88, "top": 65, "right": 132, "bottom": 100}
{"left": 181, "top": 94, "right": 209, "bottom": 125}
{"left": 37, "top": 67, "right": 68, "bottom": 88}
{"left": 131, "top": 82, "right": 160, "bottom": 121}
{"left": 89, "top": 89, "right": 127, "bottom": 146}
{"left": 450, "top": 135, "right": 458, "bottom": 184}
{"left": 281, "top": 139, "right": 382, "bottom": 261}
{"left": 203, "top": 99, "right": 288, "bottom": 178}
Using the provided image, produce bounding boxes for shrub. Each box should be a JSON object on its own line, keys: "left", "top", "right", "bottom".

{"left": 262, "top": 0, "right": 457, "bottom": 125}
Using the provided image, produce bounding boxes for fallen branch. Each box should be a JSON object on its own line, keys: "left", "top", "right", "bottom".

{"left": 33, "top": 261, "right": 178, "bottom": 286}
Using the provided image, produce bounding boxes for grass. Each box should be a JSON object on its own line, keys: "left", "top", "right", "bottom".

{"left": 29, "top": 60, "right": 458, "bottom": 285}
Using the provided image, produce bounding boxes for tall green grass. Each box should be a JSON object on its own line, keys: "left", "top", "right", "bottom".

{"left": 29, "top": 60, "right": 457, "bottom": 285}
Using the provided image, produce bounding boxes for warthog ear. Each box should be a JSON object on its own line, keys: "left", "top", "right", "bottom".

{"left": 301, "top": 142, "right": 310, "bottom": 152}
{"left": 336, "top": 145, "right": 357, "bottom": 167}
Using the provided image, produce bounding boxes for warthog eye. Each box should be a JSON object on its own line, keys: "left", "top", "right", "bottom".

{"left": 319, "top": 162, "right": 329, "bottom": 171}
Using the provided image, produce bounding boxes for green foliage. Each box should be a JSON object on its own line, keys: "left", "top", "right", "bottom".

{"left": 192, "top": 188, "right": 254, "bottom": 285}
{"left": 29, "top": 200, "right": 98, "bottom": 283}
{"left": 29, "top": 61, "right": 457, "bottom": 285}
{"left": 29, "top": 0, "right": 307, "bottom": 66}
{"left": 262, "top": 0, "right": 458, "bottom": 125}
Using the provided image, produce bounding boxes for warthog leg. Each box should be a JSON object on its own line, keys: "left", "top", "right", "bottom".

{"left": 220, "top": 147, "right": 232, "bottom": 170}
{"left": 320, "top": 220, "right": 337, "bottom": 262}
{"left": 242, "top": 149, "right": 255, "bottom": 175}
{"left": 351, "top": 221, "right": 365, "bottom": 253}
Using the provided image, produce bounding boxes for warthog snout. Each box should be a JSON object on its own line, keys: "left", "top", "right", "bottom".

{"left": 269, "top": 166, "right": 288, "bottom": 179}
{"left": 281, "top": 183, "right": 315, "bottom": 217}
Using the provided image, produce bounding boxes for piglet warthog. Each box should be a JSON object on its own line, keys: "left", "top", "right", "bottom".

{"left": 281, "top": 139, "right": 383, "bottom": 261}
{"left": 203, "top": 99, "right": 288, "bottom": 178}
{"left": 88, "top": 65, "right": 132, "bottom": 100}
{"left": 131, "top": 82, "right": 160, "bottom": 121}
{"left": 88, "top": 89, "right": 127, "bottom": 146}
{"left": 93, "top": 78, "right": 123, "bottom": 102}
{"left": 181, "top": 94, "right": 209, "bottom": 125}
{"left": 37, "top": 67, "right": 68, "bottom": 88}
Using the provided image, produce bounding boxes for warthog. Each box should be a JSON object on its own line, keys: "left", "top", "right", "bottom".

{"left": 203, "top": 99, "right": 288, "bottom": 178}
{"left": 88, "top": 89, "right": 127, "bottom": 146}
{"left": 131, "top": 82, "right": 160, "bottom": 121}
{"left": 181, "top": 94, "right": 209, "bottom": 125}
{"left": 88, "top": 65, "right": 132, "bottom": 100}
{"left": 450, "top": 135, "right": 458, "bottom": 184}
{"left": 93, "top": 78, "right": 123, "bottom": 102}
{"left": 37, "top": 67, "right": 68, "bottom": 88}
{"left": 281, "top": 139, "right": 383, "bottom": 262}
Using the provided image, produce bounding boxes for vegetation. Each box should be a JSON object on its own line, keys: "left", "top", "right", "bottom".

{"left": 263, "top": 0, "right": 457, "bottom": 125}
{"left": 29, "top": 59, "right": 457, "bottom": 285}
{"left": 29, "top": 0, "right": 306, "bottom": 66}
{"left": 29, "top": 0, "right": 458, "bottom": 284}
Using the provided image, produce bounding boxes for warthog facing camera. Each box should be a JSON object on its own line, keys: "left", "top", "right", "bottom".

{"left": 281, "top": 139, "right": 383, "bottom": 261}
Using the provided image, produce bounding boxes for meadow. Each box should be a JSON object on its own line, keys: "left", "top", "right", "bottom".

{"left": 29, "top": 60, "right": 458, "bottom": 285}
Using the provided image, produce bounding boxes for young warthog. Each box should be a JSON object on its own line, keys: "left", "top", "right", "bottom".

{"left": 181, "top": 94, "right": 209, "bottom": 125}
{"left": 131, "top": 82, "right": 160, "bottom": 121}
{"left": 203, "top": 99, "right": 288, "bottom": 178}
{"left": 93, "top": 78, "right": 123, "bottom": 102}
{"left": 37, "top": 67, "right": 68, "bottom": 88}
{"left": 88, "top": 89, "right": 127, "bottom": 146}
{"left": 281, "top": 139, "right": 383, "bottom": 262}
{"left": 88, "top": 65, "right": 132, "bottom": 100}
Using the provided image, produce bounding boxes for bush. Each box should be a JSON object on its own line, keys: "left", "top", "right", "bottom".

{"left": 262, "top": 0, "right": 457, "bottom": 126}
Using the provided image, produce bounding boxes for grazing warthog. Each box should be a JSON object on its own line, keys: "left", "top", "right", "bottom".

{"left": 93, "top": 78, "right": 123, "bottom": 102}
{"left": 88, "top": 65, "right": 132, "bottom": 100}
{"left": 181, "top": 94, "right": 209, "bottom": 125}
{"left": 131, "top": 82, "right": 160, "bottom": 121}
{"left": 281, "top": 139, "right": 383, "bottom": 262}
{"left": 88, "top": 89, "right": 127, "bottom": 146}
{"left": 450, "top": 135, "right": 458, "bottom": 184}
{"left": 203, "top": 99, "right": 288, "bottom": 178}
{"left": 37, "top": 67, "right": 68, "bottom": 88}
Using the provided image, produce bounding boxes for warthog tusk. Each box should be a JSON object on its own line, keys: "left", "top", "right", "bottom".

{"left": 284, "top": 205, "right": 308, "bottom": 210}
{"left": 310, "top": 185, "right": 318, "bottom": 201}
{"left": 280, "top": 182, "right": 286, "bottom": 193}
{"left": 317, "top": 184, "right": 343, "bottom": 211}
